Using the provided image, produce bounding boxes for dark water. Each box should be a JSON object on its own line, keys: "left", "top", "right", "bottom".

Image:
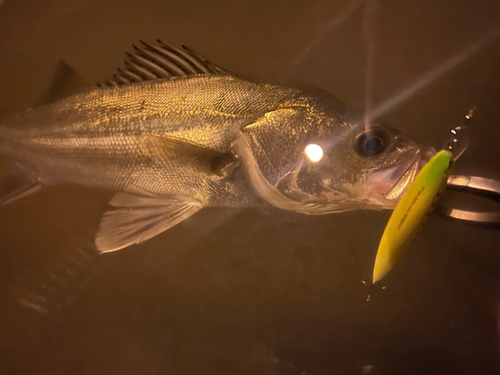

{"left": 1, "top": 0, "right": 500, "bottom": 374}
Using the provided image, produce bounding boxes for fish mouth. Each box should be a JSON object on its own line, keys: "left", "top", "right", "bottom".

{"left": 367, "top": 146, "right": 436, "bottom": 208}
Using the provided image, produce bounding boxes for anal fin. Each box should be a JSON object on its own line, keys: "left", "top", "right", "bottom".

{"left": 95, "top": 189, "right": 202, "bottom": 253}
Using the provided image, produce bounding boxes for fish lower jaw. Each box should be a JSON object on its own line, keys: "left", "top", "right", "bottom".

{"left": 364, "top": 147, "right": 437, "bottom": 209}
{"left": 363, "top": 159, "right": 419, "bottom": 208}
{"left": 366, "top": 193, "right": 400, "bottom": 210}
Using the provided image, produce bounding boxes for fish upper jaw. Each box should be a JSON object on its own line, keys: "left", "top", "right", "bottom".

{"left": 365, "top": 146, "right": 437, "bottom": 209}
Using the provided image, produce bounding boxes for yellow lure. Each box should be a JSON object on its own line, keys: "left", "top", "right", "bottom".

{"left": 372, "top": 150, "right": 454, "bottom": 283}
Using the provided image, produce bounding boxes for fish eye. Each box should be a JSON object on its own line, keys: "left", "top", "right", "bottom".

{"left": 355, "top": 128, "right": 391, "bottom": 157}
{"left": 304, "top": 143, "right": 324, "bottom": 163}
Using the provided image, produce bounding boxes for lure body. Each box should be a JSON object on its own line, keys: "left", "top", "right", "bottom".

{"left": 372, "top": 150, "right": 454, "bottom": 283}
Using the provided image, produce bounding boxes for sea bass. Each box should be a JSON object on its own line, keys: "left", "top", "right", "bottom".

{"left": 0, "top": 41, "right": 433, "bottom": 252}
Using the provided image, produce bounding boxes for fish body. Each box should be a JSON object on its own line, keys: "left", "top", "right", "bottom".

{"left": 0, "top": 41, "right": 432, "bottom": 252}
{"left": 1, "top": 75, "right": 299, "bottom": 206}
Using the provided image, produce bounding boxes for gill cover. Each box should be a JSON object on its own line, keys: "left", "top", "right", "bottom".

{"left": 235, "top": 106, "right": 348, "bottom": 214}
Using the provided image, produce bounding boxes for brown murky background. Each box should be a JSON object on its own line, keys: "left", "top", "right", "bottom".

{"left": 1, "top": 0, "right": 500, "bottom": 374}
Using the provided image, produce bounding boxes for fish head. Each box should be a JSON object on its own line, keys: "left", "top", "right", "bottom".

{"left": 237, "top": 107, "right": 435, "bottom": 214}
{"left": 289, "top": 122, "right": 437, "bottom": 211}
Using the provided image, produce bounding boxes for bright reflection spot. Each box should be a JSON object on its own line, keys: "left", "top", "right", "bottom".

{"left": 304, "top": 143, "right": 324, "bottom": 163}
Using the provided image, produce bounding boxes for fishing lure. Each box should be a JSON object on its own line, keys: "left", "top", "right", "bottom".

{"left": 371, "top": 124, "right": 469, "bottom": 283}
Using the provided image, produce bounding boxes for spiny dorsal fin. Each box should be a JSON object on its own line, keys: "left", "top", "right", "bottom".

{"left": 39, "top": 60, "right": 92, "bottom": 105}
{"left": 98, "top": 40, "right": 229, "bottom": 87}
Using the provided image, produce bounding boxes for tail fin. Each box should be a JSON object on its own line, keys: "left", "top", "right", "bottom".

{"left": 0, "top": 123, "right": 44, "bottom": 205}
{"left": 0, "top": 157, "right": 44, "bottom": 206}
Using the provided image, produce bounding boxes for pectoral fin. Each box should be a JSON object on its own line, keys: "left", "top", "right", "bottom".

{"left": 95, "top": 189, "right": 202, "bottom": 253}
{"left": 138, "top": 135, "right": 236, "bottom": 177}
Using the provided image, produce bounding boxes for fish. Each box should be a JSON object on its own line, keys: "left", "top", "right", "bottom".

{"left": 0, "top": 40, "right": 434, "bottom": 253}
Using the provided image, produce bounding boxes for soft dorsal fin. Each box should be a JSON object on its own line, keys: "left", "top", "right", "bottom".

{"left": 99, "top": 40, "right": 229, "bottom": 87}
{"left": 39, "top": 60, "right": 92, "bottom": 105}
